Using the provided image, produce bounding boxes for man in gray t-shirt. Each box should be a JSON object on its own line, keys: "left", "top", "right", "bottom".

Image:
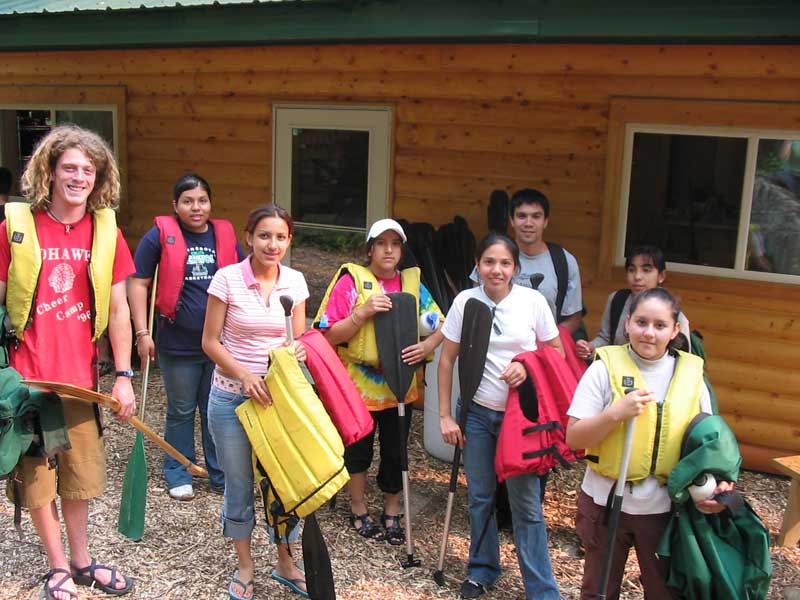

{"left": 471, "top": 188, "right": 583, "bottom": 333}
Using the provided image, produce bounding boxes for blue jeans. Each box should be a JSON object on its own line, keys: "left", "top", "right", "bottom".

{"left": 462, "top": 402, "right": 561, "bottom": 600}
{"left": 207, "top": 384, "right": 300, "bottom": 544}
{"left": 159, "top": 351, "right": 223, "bottom": 489}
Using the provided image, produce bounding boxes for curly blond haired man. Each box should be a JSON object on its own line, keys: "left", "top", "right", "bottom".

{"left": 0, "top": 125, "right": 136, "bottom": 599}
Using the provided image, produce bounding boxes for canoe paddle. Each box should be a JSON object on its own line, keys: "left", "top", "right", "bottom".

{"left": 598, "top": 389, "right": 638, "bottom": 600}
{"left": 22, "top": 380, "right": 207, "bottom": 478}
{"left": 117, "top": 267, "right": 158, "bottom": 540}
{"left": 279, "top": 295, "right": 336, "bottom": 600}
{"left": 373, "top": 291, "right": 420, "bottom": 568}
{"left": 433, "top": 298, "right": 493, "bottom": 586}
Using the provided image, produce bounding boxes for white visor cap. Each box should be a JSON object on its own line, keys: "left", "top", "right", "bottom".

{"left": 366, "top": 218, "right": 407, "bottom": 243}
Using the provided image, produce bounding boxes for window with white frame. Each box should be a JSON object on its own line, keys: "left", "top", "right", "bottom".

{"left": 272, "top": 104, "right": 393, "bottom": 314}
{"left": 618, "top": 125, "right": 800, "bottom": 282}
{"left": 0, "top": 106, "right": 118, "bottom": 197}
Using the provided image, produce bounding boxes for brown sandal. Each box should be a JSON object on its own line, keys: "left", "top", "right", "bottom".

{"left": 71, "top": 558, "right": 133, "bottom": 596}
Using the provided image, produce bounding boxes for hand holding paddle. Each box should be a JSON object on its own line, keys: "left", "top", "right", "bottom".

{"left": 610, "top": 388, "right": 654, "bottom": 420}
{"left": 355, "top": 293, "right": 392, "bottom": 320}
{"left": 111, "top": 375, "right": 137, "bottom": 420}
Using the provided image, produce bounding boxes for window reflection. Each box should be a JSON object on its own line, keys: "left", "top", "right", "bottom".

{"left": 291, "top": 128, "right": 369, "bottom": 229}
{"left": 749, "top": 139, "right": 800, "bottom": 275}
{"left": 626, "top": 132, "right": 747, "bottom": 268}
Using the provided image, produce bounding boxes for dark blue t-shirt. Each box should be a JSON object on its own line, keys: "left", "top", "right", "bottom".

{"left": 132, "top": 222, "right": 245, "bottom": 357}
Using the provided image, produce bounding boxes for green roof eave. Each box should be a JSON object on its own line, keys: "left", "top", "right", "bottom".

{"left": 1, "top": 0, "right": 799, "bottom": 51}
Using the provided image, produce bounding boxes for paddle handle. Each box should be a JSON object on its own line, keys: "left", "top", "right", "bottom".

{"left": 129, "top": 414, "right": 207, "bottom": 477}
{"left": 140, "top": 266, "right": 158, "bottom": 419}
{"left": 91, "top": 393, "right": 208, "bottom": 478}
{"left": 615, "top": 415, "right": 637, "bottom": 496}
{"left": 598, "top": 414, "right": 637, "bottom": 599}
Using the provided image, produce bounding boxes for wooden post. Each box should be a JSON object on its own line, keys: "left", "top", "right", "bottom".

{"left": 773, "top": 455, "right": 800, "bottom": 547}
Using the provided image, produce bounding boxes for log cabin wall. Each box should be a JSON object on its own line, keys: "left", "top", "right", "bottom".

{"left": 1, "top": 43, "right": 797, "bottom": 472}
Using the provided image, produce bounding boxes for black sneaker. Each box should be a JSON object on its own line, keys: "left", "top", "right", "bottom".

{"left": 459, "top": 579, "right": 486, "bottom": 599}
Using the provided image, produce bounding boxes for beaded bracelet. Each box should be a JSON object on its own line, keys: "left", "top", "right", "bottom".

{"left": 135, "top": 329, "right": 151, "bottom": 338}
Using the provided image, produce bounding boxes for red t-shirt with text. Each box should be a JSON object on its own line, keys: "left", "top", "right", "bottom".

{"left": 0, "top": 211, "right": 135, "bottom": 387}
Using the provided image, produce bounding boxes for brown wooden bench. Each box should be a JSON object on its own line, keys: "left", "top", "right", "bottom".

{"left": 773, "top": 455, "right": 800, "bottom": 547}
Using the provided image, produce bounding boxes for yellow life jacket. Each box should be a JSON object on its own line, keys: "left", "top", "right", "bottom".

{"left": 585, "top": 345, "right": 704, "bottom": 484}
{"left": 235, "top": 345, "right": 349, "bottom": 538}
{"left": 313, "top": 263, "right": 422, "bottom": 367}
{"left": 5, "top": 203, "right": 117, "bottom": 342}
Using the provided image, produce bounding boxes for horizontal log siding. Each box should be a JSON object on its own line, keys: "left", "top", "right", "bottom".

{"left": 1, "top": 43, "right": 797, "bottom": 471}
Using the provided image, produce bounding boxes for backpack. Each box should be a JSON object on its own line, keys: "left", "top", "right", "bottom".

{"left": 547, "top": 242, "right": 588, "bottom": 341}
{"left": 608, "top": 288, "right": 633, "bottom": 345}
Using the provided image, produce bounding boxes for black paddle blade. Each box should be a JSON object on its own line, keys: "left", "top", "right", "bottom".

{"left": 457, "top": 298, "right": 493, "bottom": 418}
{"left": 374, "top": 292, "right": 417, "bottom": 403}
{"left": 529, "top": 273, "right": 545, "bottom": 290}
{"left": 279, "top": 295, "right": 293, "bottom": 317}
{"left": 302, "top": 512, "right": 336, "bottom": 600}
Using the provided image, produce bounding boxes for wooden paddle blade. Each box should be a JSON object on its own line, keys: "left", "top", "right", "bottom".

{"left": 117, "top": 431, "right": 147, "bottom": 541}
{"left": 302, "top": 512, "right": 336, "bottom": 600}
{"left": 457, "top": 298, "right": 493, "bottom": 413}
{"left": 374, "top": 292, "right": 418, "bottom": 403}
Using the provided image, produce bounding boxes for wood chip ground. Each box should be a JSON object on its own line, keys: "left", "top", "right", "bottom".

{"left": 1, "top": 371, "right": 797, "bottom": 599}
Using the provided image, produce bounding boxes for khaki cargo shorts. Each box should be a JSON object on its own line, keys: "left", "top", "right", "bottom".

{"left": 7, "top": 399, "right": 106, "bottom": 509}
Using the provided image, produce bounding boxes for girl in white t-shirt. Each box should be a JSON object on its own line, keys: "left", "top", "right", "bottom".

{"left": 566, "top": 288, "right": 731, "bottom": 599}
{"left": 438, "top": 234, "right": 564, "bottom": 600}
{"left": 575, "top": 245, "right": 691, "bottom": 361}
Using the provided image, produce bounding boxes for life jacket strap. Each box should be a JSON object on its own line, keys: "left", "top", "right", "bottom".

{"left": 521, "top": 421, "right": 562, "bottom": 435}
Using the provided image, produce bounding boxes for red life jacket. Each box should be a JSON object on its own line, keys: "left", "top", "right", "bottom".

{"left": 558, "top": 324, "right": 588, "bottom": 381}
{"left": 300, "top": 328, "right": 374, "bottom": 446}
{"left": 154, "top": 216, "right": 239, "bottom": 320}
{"left": 495, "top": 345, "right": 583, "bottom": 482}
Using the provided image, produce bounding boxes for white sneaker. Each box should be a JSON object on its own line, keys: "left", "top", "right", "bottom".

{"left": 168, "top": 484, "right": 195, "bottom": 501}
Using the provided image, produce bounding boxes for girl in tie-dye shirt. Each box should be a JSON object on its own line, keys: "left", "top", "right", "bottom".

{"left": 316, "top": 218, "right": 443, "bottom": 545}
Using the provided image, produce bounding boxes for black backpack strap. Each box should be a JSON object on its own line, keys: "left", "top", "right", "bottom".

{"left": 546, "top": 242, "right": 568, "bottom": 322}
{"left": 609, "top": 289, "right": 632, "bottom": 344}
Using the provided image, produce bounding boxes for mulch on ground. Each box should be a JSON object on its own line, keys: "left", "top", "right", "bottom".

{"left": 1, "top": 370, "right": 798, "bottom": 600}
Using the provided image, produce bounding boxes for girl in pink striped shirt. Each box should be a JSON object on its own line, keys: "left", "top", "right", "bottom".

{"left": 203, "top": 204, "right": 310, "bottom": 600}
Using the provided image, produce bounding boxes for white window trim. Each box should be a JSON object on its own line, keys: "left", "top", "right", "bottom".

{"left": 0, "top": 104, "right": 120, "bottom": 160}
{"left": 617, "top": 123, "right": 800, "bottom": 284}
{"left": 271, "top": 103, "right": 393, "bottom": 234}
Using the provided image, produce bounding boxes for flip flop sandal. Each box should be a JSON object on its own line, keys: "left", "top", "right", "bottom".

{"left": 227, "top": 569, "right": 254, "bottom": 600}
{"left": 381, "top": 513, "right": 406, "bottom": 546}
{"left": 349, "top": 512, "right": 387, "bottom": 540}
{"left": 271, "top": 568, "right": 309, "bottom": 598}
{"left": 71, "top": 558, "right": 133, "bottom": 596}
{"left": 43, "top": 568, "right": 77, "bottom": 600}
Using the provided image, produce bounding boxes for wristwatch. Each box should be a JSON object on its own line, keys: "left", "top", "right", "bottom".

{"left": 114, "top": 369, "right": 135, "bottom": 378}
